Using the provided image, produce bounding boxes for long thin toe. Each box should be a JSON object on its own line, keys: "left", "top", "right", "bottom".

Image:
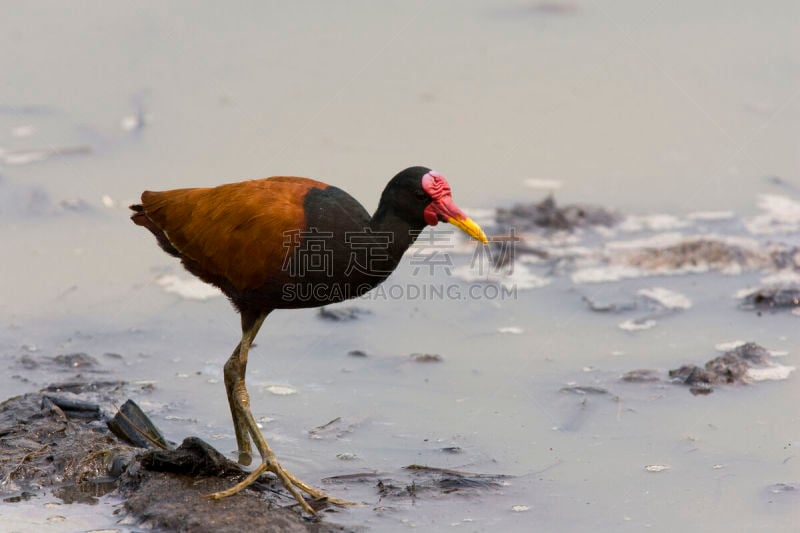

{"left": 279, "top": 470, "right": 356, "bottom": 506}
{"left": 314, "top": 494, "right": 356, "bottom": 507}
{"left": 207, "top": 463, "right": 268, "bottom": 500}
{"left": 206, "top": 461, "right": 316, "bottom": 515}
{"left": 206, "top": 458, "right": 354, "bottom": 515}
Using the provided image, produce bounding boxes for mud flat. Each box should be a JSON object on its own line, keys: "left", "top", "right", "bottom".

{"left": 0, "top": 381, "right": 349, "bottom": 532}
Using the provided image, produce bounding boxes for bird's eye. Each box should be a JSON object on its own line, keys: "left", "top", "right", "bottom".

{"left": 415, "top": 190, "right": 428, "bottom": 200}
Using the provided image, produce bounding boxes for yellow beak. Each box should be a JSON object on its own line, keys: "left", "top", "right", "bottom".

{"left": 448, "top": 216, "right": 489, "bottom": 244}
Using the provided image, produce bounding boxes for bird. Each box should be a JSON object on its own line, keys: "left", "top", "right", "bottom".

{"left": 130, "top": 166, "right": 488, "bottom": 514}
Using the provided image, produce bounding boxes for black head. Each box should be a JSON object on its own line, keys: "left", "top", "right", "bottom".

{"left": 374, "top": 166, "right": 488, "bottom": 243}
{"left": 376, "top": 166, "right": 433, "bottom": 227}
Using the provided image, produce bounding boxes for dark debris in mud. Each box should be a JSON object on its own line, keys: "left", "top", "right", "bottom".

{"left": 318, "top": 306, "right": 372, "bottom": 322}
{"left": 410, "top": 353, "right": 443, "bottom": 363}
{"left": 495, "top": 195, "right": 619, "bottom": 233}
{"left": 619, "top": 342, "right": 793, "bottom": 394}
{"left": 52, "top": 352, "right": 98, "bottom": 368}
{"left": 620, "top": 369, "right": 661, "bottom": 383}
{"left": 0, "top": 391, "right": 132, "bottom": 503}
{"left": 582, "top": 295, "right": 638, "bottom": 313}
{"left": 767, "top": 482, "right": 798, "bottom": 495}
{"left": 108, "top": 399, "right": 171, "bottom": 449}
{"left": 137, "top": 437, "right": 244, "bottom": 480}
{"left": 621, "top": 238, "right": 777, "bottom": 272}
{"left": 0, "top": 383, "right": 349, "bottom": 532}
{"left": 119, "top": 468, "right": 346, "bottom": 533}
{"left": 42, "top": 380, "right": 126, "bottom": 394}
{"left": 559, "top": 385, "right": 611, "bottom": 396}
{"left": 121, "top": 437, "right": 351, "bottom": 532}
{"left": 324, "top": 464, "right": 509, "bottom": 505}
{"left": 399, "top": 465, "right": 509, "bottom": 496}
{"left": 668, "top": 342, "right": 784, "bottom": 395}
{"left": 1, "top": 377, "right": 511, "bottom": 530}
{"left": 487, "top": 195, "right": 800, "bottom": 290}
{"left": 308, "top": 416, "right": 363, "bottom": 441}
{"left": 439, "top": 446, "right": 463, "bottom": 454}
{"left": 42, "top": 394, "right": 102, "bottom": 419}
{"left": 740, "top": 286, "right": 800, "bottom": 311}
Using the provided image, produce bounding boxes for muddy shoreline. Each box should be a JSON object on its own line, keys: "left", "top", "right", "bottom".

{"left": 0, "top": 382, "right": 350, "bottom": 532}
{"left": 1, "top": 378, "right": 515, "bottom": 531}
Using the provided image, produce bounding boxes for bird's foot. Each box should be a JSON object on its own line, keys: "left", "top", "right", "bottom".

{"left": 207, "top": 458, "right": 355, "bottom": 515}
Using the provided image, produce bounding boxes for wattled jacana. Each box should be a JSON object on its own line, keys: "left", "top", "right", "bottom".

{"left": 130, "top": 166, "right": 488, "bottom": 514}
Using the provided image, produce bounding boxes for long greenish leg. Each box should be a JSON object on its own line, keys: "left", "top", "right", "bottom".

{"left": 208, "top": 308, "right": 355, "bottom": 514}
{"left": 222, "top": 310, "right": 267, "bottom": 465}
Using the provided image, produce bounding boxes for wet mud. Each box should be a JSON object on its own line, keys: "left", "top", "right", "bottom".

{"left": 0, "top": 381, "right": 348, "bottom": 532}
{"left": 612, "top": 343, "right": 794, "bottom": 396}
{"left": 740, "top": 286, "right": 800, "bottom": 312}
{"left": 1, "top": 375, "right": 515, "bottom": 531}
{"left": 480, "top": 193, "right": 800, "bottom": 290}
{"left": 668, "top": 342, "right": 791, "bottom": 395}
{"left": 494, "top": 196, "right": 620, "bottom": 233}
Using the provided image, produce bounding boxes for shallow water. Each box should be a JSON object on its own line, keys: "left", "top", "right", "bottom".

{"left": 1, "top": 1, "right": 799, "bottom": 531}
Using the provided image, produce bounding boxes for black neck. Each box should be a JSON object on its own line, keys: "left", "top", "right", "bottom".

{"left": 369, "top": 205, "right": 424, "bottom": 272}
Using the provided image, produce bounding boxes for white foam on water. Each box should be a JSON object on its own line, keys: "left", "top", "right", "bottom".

{"left": 746, "top": 364, "right": 795, "bottom": 382}
{"left": 760, "top": 270, "right": 800, "bottom": 285}
{"left": 606, "top": 232, "right": 686, "bottom": 251}
{"left": 638, "top": 287, "right": 692, "bottom": 310}
{"left": 156, "top": 274, "right": 222, "bottom": 300}
{"left": 572, "top": 265, "right": 644, "bottom": 284}
{"left": 745, "top": 194, "right": 800, "bottom": 235}
{"left": 618, "top": 214, "right": 690, "bottom": 232}
{"left": 263, "top": 384, "right": 298, "bottom": 395}
{"left": 715, "top": 340, "right": 748, "bottom": 351}
{"left": 687, "top": 210, "right": 735, "bottom": 221}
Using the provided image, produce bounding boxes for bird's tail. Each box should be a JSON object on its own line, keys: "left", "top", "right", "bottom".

{"left": 129, "top": 203, "right": 181, "bottom": 256}
{"left": 129, "top": 203, "right": 146, "bottom": 223}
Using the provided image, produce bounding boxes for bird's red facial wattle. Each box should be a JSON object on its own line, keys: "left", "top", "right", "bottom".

{"left": 422, "top": 171, "right": 489, "bottom": 244}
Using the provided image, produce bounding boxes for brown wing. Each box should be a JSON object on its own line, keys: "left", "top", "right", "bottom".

{"left": 136, "top": 177, "right": 328, "bottom": 291}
